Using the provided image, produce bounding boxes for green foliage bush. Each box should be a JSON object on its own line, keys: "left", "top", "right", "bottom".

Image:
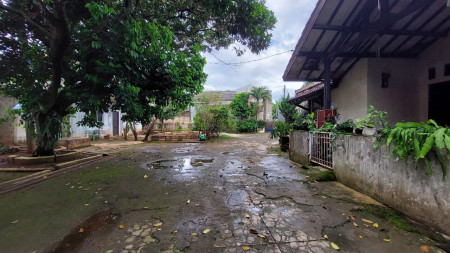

{"left": 269, "top": 121, "right": 292, "bottom": 140}
{"left": 377, "top": 120, "right": 449, "bottom": 179}
{"left": 236, "top": 119, "right": 258, "bottom": 132}
{"left": 257, "top": 120, "right": 266, "bottom": 128}
{"left": 230, "top": 93, "right": 257, "bottom": 120}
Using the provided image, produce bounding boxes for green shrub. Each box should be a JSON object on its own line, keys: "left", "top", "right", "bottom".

{"left": 257, "top": 120, "right": 266, "bottom": 128}
{"left": 376, "top": 119, "right": 449, "bottom": 179}
{"left": 236, "top": 119, "right": 258, "bottom": 132}
{"left": 269, "top": 121, "right": 292, "bottom": 140}
{"left": 333, "top": 119, "right": 355, "bottom": 134}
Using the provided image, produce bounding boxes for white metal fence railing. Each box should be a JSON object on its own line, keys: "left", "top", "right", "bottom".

{"left": 309, "top": 132, "right": 333, "bottom": 169}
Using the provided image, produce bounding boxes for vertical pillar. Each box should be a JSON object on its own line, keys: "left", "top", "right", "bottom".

{"left": 323, "top": 55, "right": 331, "bottom": 109}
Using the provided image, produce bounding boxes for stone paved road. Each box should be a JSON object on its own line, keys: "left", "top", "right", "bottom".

{"left": 75, "top": 134, "right": 440, "bottom": 253}
{"left": 0, "top": 134, "right": 443, "bottom": 253}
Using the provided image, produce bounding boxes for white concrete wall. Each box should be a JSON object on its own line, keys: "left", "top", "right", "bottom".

{"left": 415, "top": 36, "right": 450, "bottom": 121}
{"left": 331, "top": 59, "right": 368, "bottom": 123}
{"left": 366, "top": 58, "right": 420, "bottom": 124}
{"left": 70, "top": 111, "right": 131, "bottom": 138}
{"left": 333, "top": 36, "right": 450, "bottom": 125}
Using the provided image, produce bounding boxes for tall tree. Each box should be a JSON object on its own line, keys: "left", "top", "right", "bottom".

{"left": 0, "top": 0, "right": 276, "bottom": 156}
{"left": 250, "top": 86, "right": 271, "bottom": 121}
{"left": 230, "top": 92, "right": 257, "bottom": 120}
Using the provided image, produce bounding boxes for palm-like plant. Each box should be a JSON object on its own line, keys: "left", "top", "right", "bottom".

{"left": 250, "top": 86, "right": 271, "bottom": 121}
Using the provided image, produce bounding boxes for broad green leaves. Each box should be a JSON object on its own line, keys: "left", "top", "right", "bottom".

{"left": 383, "top": 121, "right": 449, "bottom": 179}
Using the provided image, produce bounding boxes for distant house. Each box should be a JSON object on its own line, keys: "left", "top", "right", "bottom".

{"left": 153, "top": 85, "right": 273, "bottom": 131}
{"left": 284, "top": 0, "right": 450, "bottom": 126}
{"left": 0, "top": 96, "right": 26, "bottom": 145}
{"left": 0, "top": 95, "right": 132, "bottom": 145}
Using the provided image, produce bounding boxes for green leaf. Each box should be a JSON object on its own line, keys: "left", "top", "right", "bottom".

{"left": 427, "top": 119, "right": 438, "bottom": 127}
{"left": 413, "top": 135, "right": 420, "bottom": 160}
{"left": 444, "top": 133, "right": 450, "bottom": 152}
{"left": 434, "top": 128, "right": 446, "bottom": 149}
{"left": 419, "top": 134, "right": 435, "bottom": 159}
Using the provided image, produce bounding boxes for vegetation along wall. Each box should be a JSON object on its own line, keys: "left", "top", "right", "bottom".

{"left": 290, "top": 131, "right": 450, "bottom": 235}
{"left": 333, "top": 135, "right": 449, "bottom": 235}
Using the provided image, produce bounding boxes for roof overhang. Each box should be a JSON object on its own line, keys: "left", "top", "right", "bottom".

{"left": 283, "top": 0, "right": 450, "bottom": 82}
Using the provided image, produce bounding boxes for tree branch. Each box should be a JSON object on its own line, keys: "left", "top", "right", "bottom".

{"left": 0, "top": 3, "right": 52, "bottom": 38}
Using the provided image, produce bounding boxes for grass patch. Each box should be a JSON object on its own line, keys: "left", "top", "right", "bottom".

{"left": 268, "top": 145, "right": 287, "bottom": 158}
{"left": 300, "top": 166, "right": 336, "bottom": 182}
{"left": 359, "top": 204, "right": 417, "bottom": 233}
{"left": 219, "top": 134, "right": 232, "bottom": 139}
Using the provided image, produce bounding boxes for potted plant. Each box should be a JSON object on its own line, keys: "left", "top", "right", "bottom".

{"left": 355, "top": 106, "right": 388, "bottom": 136}
{"left": 269, "top": 121, "right": 292, "bottom": 151}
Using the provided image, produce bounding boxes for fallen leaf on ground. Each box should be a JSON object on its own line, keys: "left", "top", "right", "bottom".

{"left": 164, "top": 192, "right": 168, "bottom": 195}
{"left": 186, "top": 199, "right": 191, "bottom": 204}
{"left": 358, "top": 235, "right": 363, "bottom": 239}
{"left": 194, "top": 204, "right": 200, "bottom": 207}
{"left": 258, "top": 234, "right": 266, "bottom": 238}
{"left": 322, "top": 196, "right": 327, "bottom": 198}
{"left": 242, "top": 246, "right": 250, "bottom": 251}
{"left": 10, "top": 220, "right": 19, "bottom": 224}
{"left": 373, "top": 223, "right": 379, "bottom": 228}
{"left": 351, "top": 215, "right": 356, "bottom": 220}
{"left": 383, "top": 239, "right": 391, "bottom": 242}
{"left": 43, "top": 176, "right": 47, "bottom": 179}
{"left": 420, "top": 245, "right": 430, "bottom": 252}
{"left": 361, "top": 218, "right": 373, "bottom": 224}
{"left": 324, "top": 234, "right": 328, "bottom": 239}
{"left": 83, "top": 188, "right": 90, "bottom": 191}
{"left": 84, "top": 204, "right": 89, "bottom": 206}
{"left": 204, "top": 217, "right": 207, "bottom": 221}
{"left": 342, "top": 213, "right": 346, "bottom": 216}
{"left": 157, "top": 228, "right": 162, "bottom": 231}
{"left": 78, "top": 186, "right": 83, "bottom": 189}
{"left": 153, "top": 222, "right": 163, "bottom": 227}
{"left": 79, "top": 228, "right": 84, "bottom": 233}
{"left": 70, "top": 186, "right": 74, "bottom": 189}
{"left": 143, "top": 175, "right": 148, "bottom": 178}
{"left": 97, "top": 188, "right": 102, "bottom": 191}
{"left": 331, "top": 242, "right": 340, "bottom": 250}
{"left": 322, "top": 205, "right": 329, "bottom": 209}
{"left": 191, "top": 233, "right": 197, "bottom": 236}
{"left": 202, "top": 228, "right": 210, "bottom": 234}
{"left": 249, "top": 229, "right": 258, "bottom": 234}
{"left": 353, "top": 222, "right": 359, "bottom": 227}
{"left": 119, "top": 224, "right": 125, "bottom": 229}
{"left": 143, "top": 206, "right": 148, "bottom": 209}
{"left": 244, "top": 213, "right": 250, "bottom": 218}
{"left": 172, "top": 230, "right": 178, "bottom": 233}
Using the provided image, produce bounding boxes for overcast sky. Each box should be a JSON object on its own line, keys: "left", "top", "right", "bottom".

{"left": 202, "top": 0, "right": 317, "bottom": 101}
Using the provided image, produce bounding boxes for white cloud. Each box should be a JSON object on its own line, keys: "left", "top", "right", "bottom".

{"left": 202, "top": 0, "right": 317, "bottom": 97}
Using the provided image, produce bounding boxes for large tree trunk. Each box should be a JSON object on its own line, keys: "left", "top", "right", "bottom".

{"left": 123, "top": 122, "right": 128, "bottom": 140}
{"left": 32, "top": 112, "right": 62, "bottom": 156}
{"left": 143, "top": 118, "right": 157, "bottom": 141}
{"left": 130, "top": 122, "right": 138, "bottom": 141}
{"left": 25, "top": 121, "right": 35, "bottom": 154}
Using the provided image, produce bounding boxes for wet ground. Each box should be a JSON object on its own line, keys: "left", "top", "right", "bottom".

{"left": 0, "top": 133, "right": 445, "bottom": 253}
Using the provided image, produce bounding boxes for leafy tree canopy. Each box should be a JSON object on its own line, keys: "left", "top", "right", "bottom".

{"left": 230, "top": 92, "right": 257, "bottom": 120}
{"left": 0, "top": 0, "right": 276, "bottom": 155}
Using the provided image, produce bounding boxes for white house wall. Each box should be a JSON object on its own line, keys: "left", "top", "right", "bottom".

{"left": 366, "top": 58, "right": 420, "bottom": 124}
{"left": 70, "top": 111, "right": 134, "bottom": 138}
{"left": 332, "top": 36, "right": 450, "bottom": 125}
{"left": 416, "top": 36, "right": 450, "bottom": 122}
{"left": 331, "top": 58, "right": 369, "bottom": 123}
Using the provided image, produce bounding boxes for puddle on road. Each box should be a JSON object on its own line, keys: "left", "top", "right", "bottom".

{"left": 146, "top": 157, "right": 214, "bottom": 172}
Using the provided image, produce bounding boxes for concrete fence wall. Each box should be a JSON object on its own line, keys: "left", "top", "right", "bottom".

{"left": 290, "top": 131, "right": 450, "bottom": 235}
{"left": 289, "top": 131, "right": 309, "bottom": 165}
